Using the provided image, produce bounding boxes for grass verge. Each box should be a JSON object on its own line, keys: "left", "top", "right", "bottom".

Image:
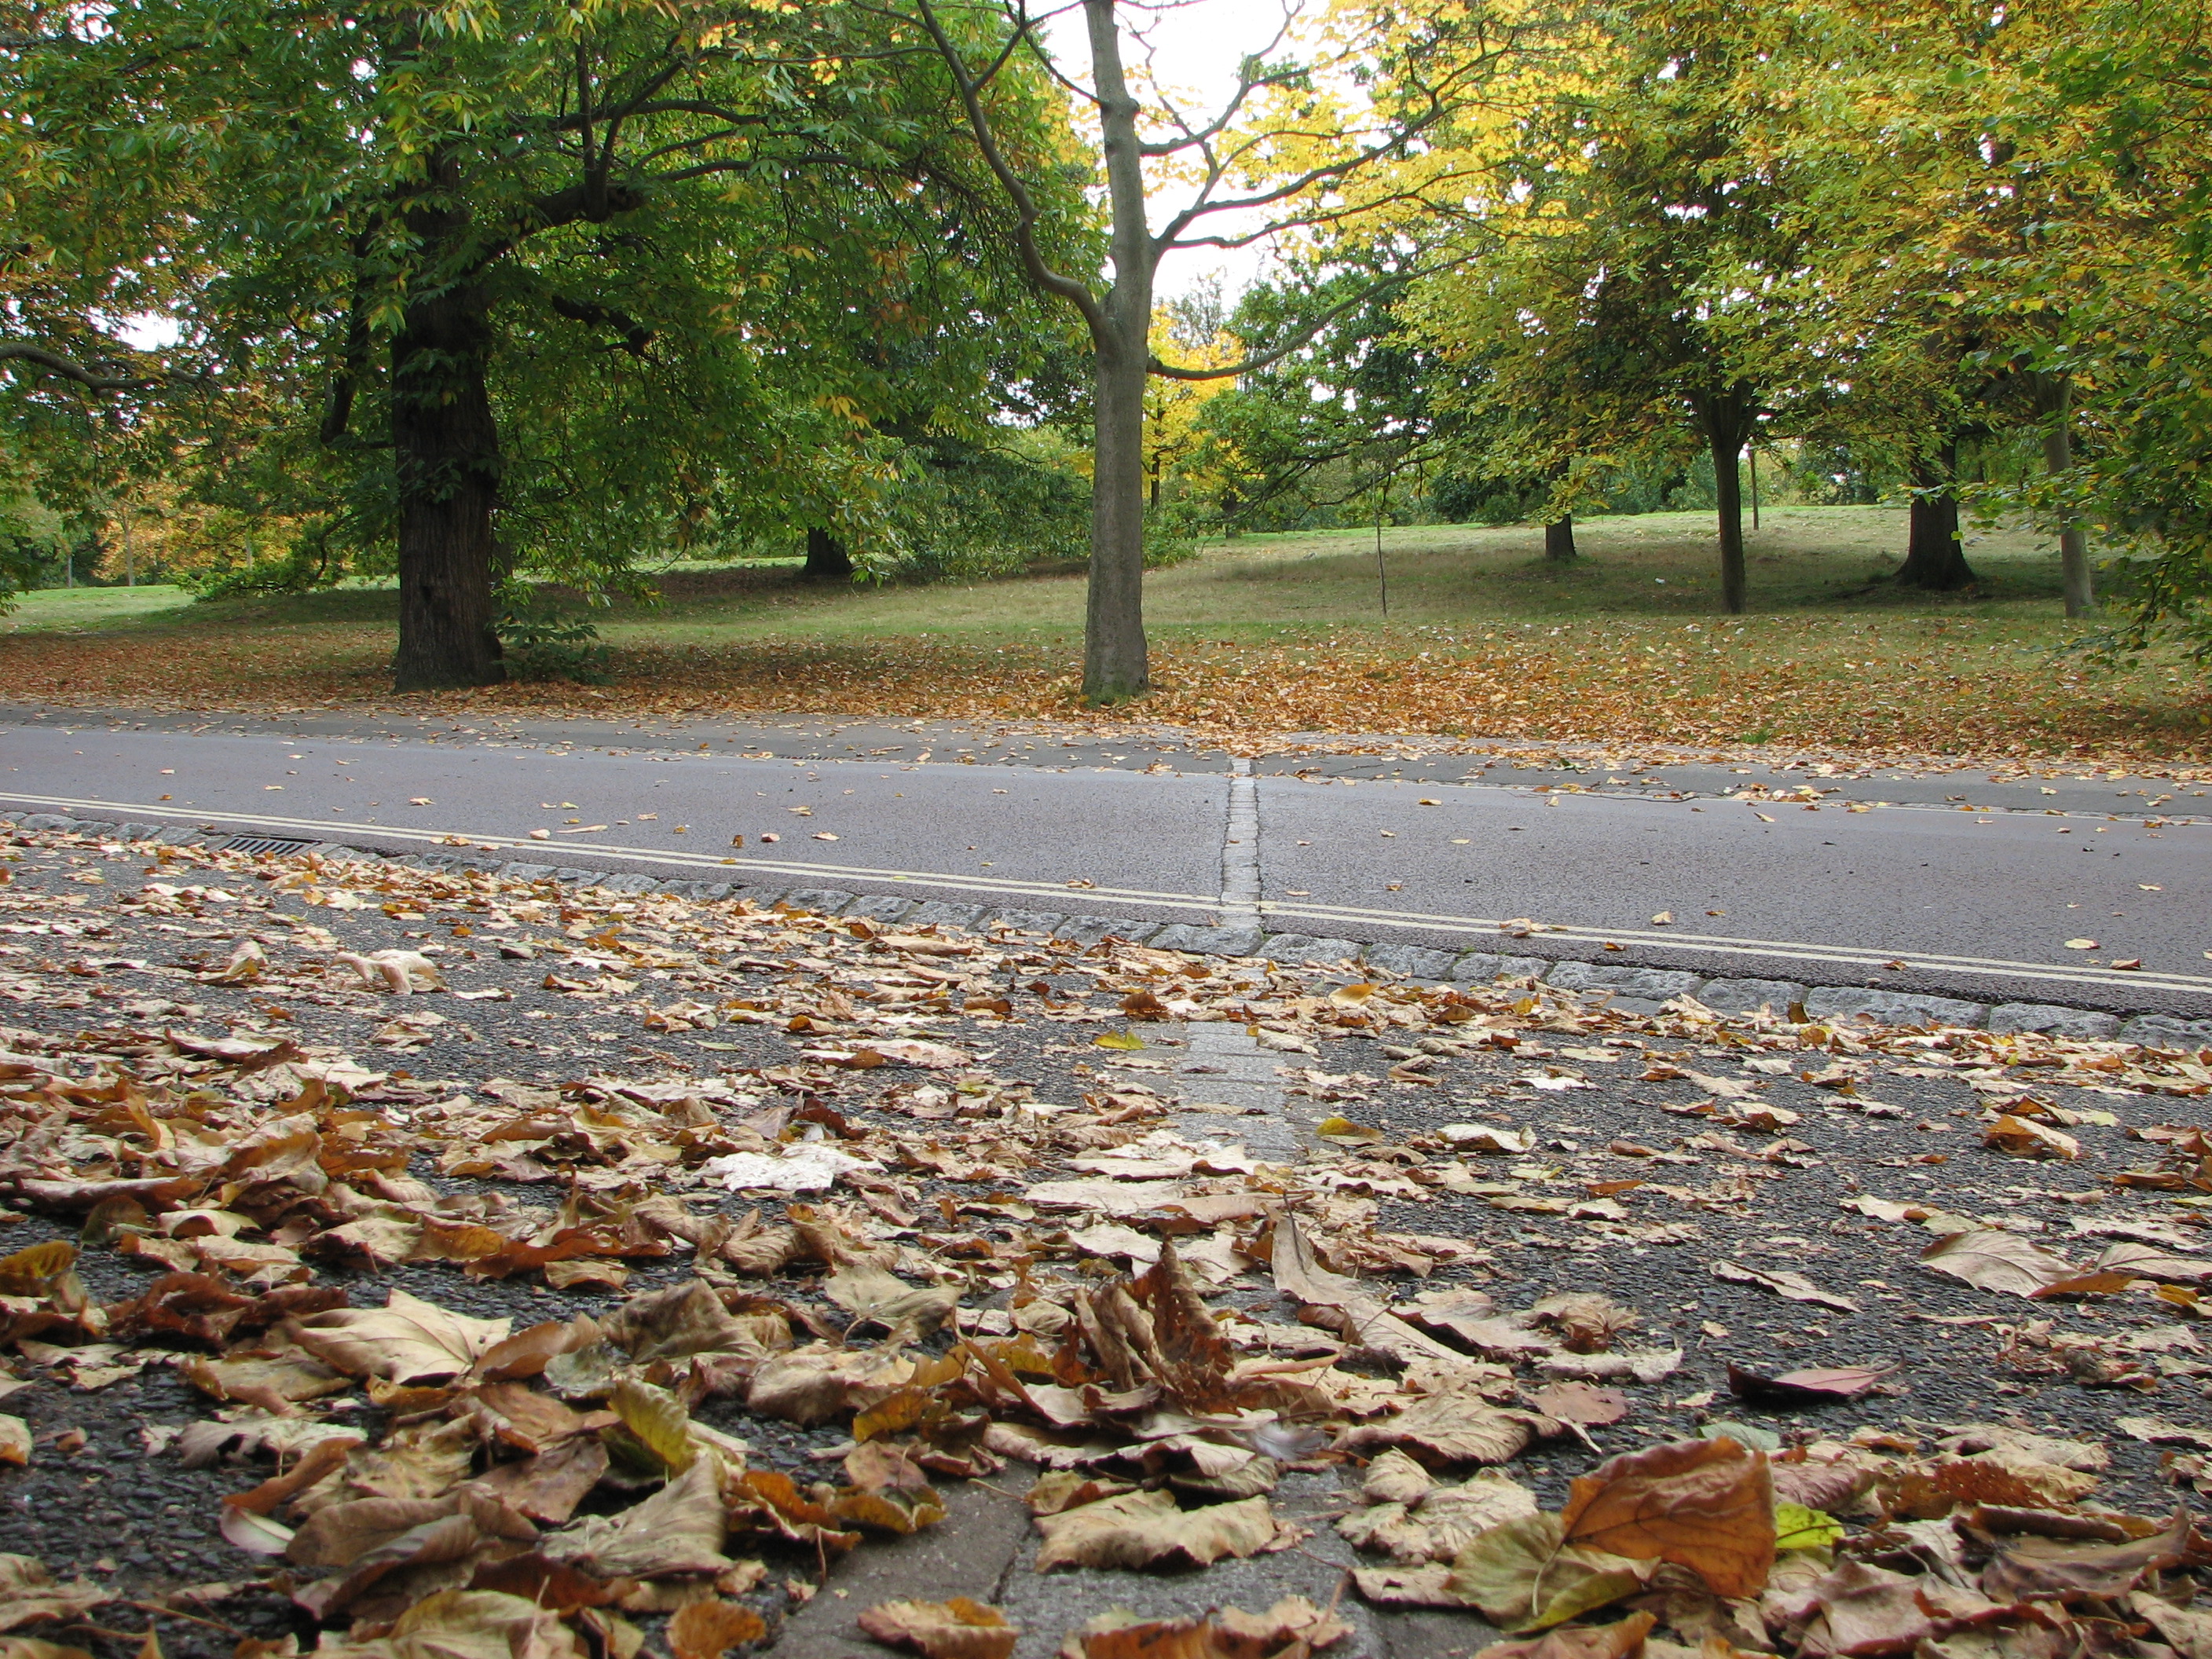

{"left": 2, "top": 507, "right": 2203, "bottom": 774}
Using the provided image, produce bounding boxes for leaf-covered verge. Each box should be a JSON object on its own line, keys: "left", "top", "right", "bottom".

{"left": 0, "top": 826, "right": 2208, "bottom": 1659}
{"left": 0, "top": 625, "right": 2205, "bottom": 782}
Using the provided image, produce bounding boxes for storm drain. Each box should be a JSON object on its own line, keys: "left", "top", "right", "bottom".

{"left": 222, "top": 834, "right": 317, "bottom": 857}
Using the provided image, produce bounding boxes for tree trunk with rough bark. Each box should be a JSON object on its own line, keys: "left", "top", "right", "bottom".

{"left": 804, "top": 527, "right": 854, "bottom": 580}
{"left": 1081, "top": 0, "right": 1152, "bottom": 704}
{"left": 1692, "top": 391, "right": 1756, "bottom": 614}
{"left": 1899, "top": 437, "right": 1977, "bottom": 591}
{"left": 1545, "top": 515, "right": 1577, "bottom": 561}
{"left": 390, "top": 251, "right": 504, "bottom": 691}
{"left": 1709, "top": 427, "right": 1746, "bottom": 614}
{"left": 2037, "top": 376, "right": 2094, "bottom": 617}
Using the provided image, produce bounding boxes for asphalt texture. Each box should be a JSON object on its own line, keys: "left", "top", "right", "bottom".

{"left": 1, "top": 704, "right": 2207, "bottom": 1021}
{"left": 2, "top": 826, "right": 2208, "bottom": 1659}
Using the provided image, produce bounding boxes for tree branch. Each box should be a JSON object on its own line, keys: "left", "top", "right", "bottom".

{"left": 908, "top": 0, "right": 1108, "bottom": 340}
{"left": 1148, "top": 267, "right": 1441, "bottom": 382}
{"left": 0, "top": 342, "right": 153, "bottom": 394}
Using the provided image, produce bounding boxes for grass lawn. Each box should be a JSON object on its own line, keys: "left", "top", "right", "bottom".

{"left": 2, "top": 505, "right": 2204, "bottom": 772}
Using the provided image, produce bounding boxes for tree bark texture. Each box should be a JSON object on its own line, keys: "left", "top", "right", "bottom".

{"left": 1899, "top": 438, "right": 1977, "bottom": 591}
{"left": 390, "top": 262, "right": 505, "bottom": 691}
{"left": 804, "top": 527, "right": 855, "bottom": 580}
{"left": 2038, "top": 377, "right": 2094, "bottom": 617}
{"left": 1544, "top": 515, "right": 1577, "bottom": 561}
{"left": 1081, "top": 0, "right": 1152, "bottom": 704}
{"left": 1694, "top": 390, "right": 1756, "bottom": 614}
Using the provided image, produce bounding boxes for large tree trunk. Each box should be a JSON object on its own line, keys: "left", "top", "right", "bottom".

{"left": 1545, "top": 515, "right": 1577, "bottom": 561}
{"left": 1082, "top": 0, "right": 1152, "bottom": 704}
{"left": 1899, "top": 437, "right": 1976, "bottom": 591}
{"left": 2038, "top": 377, "right": 2093, "bottom": 617}
{"left": 1709, "top": 427, "right": 1746, "bottom": 614}
{"left": 804, "top": 527, "right": 854, "bottom": 580}
{"left": 390, "top": 266, "right": 504, "bottom": 691}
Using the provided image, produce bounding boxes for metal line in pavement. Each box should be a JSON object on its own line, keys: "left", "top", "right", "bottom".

{"left": 2, "top": 789, "right": 2205, "bottom": 1003}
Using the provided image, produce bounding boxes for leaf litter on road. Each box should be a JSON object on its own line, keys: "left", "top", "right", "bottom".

{"left": 0, "top": 822, "right": 2207, "bottom": 1659}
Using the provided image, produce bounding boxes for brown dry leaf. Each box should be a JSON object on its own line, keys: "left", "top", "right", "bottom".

{"left": 1350, "top": 1564, "right": 1478, "bottom": 1610}
{"left": 1919, "top": 1230, "right": 2078, "bottom": 1298}
{"left": 823, "top": 1265, "right": 958, "bottom": 1343}
{"left": 1523, "top": 1383, "right": 1630, "bottom": 1426}
{"left": 545, "top": 1457, "right": 732, "bottom": 1580}
{"left": 1269, "top": 1211, "right": 1464, "bottom": 1368}
{"left": 0, "top": 1417, "right": 27, "bottom": 1467}
{"left": 1557, "top": 1437, "right": 1776, "bottom": 1599}
{"left": 0, "top": 1640, "right": 100, "bottom": 1659}
{"left": 856, "top": 1598, "right": 1017, "bottom": 1659}
{"left": 1339, "top": 1472, "right": 1540, "bottom": 1565}
{"left": 2132, "top": 1592, "right": 2212, "bottom": 1658}
{"left": 667, "top": 1599, "right": 770, "bottom": 1659}
{"left": 1707, "top": 1260, "right": 1859, "bottom": 1313}
{"left": 1979, "top": 1508, "right": 2193, "bottom": 1602}
{"left": 2095, "top": 1242, "right": 2212, "bottom": 1284}
{"left": 0, "top": 1555, "right": 109, "bottom": 1632}
{"left": 1983, "top": 1115, "right": 2081, "bottom": 1159}
{"left": 1058, "top": 1596, "right": 1349, "bottom": 1659}
{"left": 745, "top": 1342, "right": 914, "bottom": 1426}
{"left": 287, "top": 1289, "right": 511, "bottom": 1382}
{"left": 1782, "top": 1558, "right": 1937, "bottom": 1656}
{"left": 1724, "top": 1363, "right": 1892, "bottom": 1407}
{"left": 1469, "top": 1613, "right": 1656, "bottom": 1659}
{"left": 1443, "top": 1514, "right": 1654, "bottom": 1632}
{"left": 1339, "top": 1391, "right": 1546, "bottom": 1467}
{"left": 1031, "top": 1489, "right": 1280, "bottom": 1572}
{"left": 314, "top": 1588, "right": 584, "bottom": 1659}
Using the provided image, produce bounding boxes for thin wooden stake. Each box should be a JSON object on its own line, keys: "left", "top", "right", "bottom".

{"left": 1375, "top": 504, "right": 1389, "bottom": 618}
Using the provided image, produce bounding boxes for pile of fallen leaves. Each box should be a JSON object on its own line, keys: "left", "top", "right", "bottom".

{"left": 1, "top": 829, "right": 2209, "bottom": 1659}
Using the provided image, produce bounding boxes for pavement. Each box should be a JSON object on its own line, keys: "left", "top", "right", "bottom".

{"left": 1, "top": 703, "right": 2207, "bottom": 1026}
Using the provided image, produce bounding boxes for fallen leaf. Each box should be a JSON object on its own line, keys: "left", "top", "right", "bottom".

{"left": 1468, "top": 1613, "right": 1656, "bottom": 1659}
{"left": 1523, "top": 1383, "right": 1631, "bottom": 1426}
{"left": 1556, "top": 1436, "right": 1776, "bottom": 1598}
{"left": 287, "top": 1288, "right": 511, "bottom": 1382}
{"left": 1444, "top": 1513, "right": 1653, "bottom": 1631}
{"left": 1708, "top": 1260, "right": 1859, "bottom": 1313}
{"left": 1032, "top": 1490, "right": 1280, "bottom": 1572}
{"left": 668, "top": 1599, "right": 771, "bottom": 1659}
{"left": 855, "top": 1599, "right": 1016, "bottom": 1659}
{"left": 1061, "top": 1598, "right": 1349, "bottom": 1659}
{"left": 1980, "top": 1509, "right": 2192, "bottom": 1603}
{"left": 1919, "top": 1229, "right": 2077, "bottom": 1298}
{"left": 1984, "top": 1115, "right": 2081, "bottom": 1159}
{"left": 1725, "top": 1363, "right": 1893, "bottom": 1407}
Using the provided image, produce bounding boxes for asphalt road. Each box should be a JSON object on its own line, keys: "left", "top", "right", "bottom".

{"left": 2, "top": 703, "right": 2207, "bottom": 1016}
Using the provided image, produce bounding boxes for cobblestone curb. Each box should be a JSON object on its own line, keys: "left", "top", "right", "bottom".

{"left": 8, "top": 811, "right": 2203, "bottom": 1046}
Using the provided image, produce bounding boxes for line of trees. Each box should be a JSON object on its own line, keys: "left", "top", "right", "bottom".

{"left": 5, "top": 0, "right": 2212, "bottom": 691}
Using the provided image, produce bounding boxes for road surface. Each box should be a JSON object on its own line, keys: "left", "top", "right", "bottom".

{"left": 1, "top": 703, "right": 2206, "bottom": 1017}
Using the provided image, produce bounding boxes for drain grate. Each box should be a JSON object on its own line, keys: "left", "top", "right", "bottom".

{"left": 223, "top": 834, "right": 316, "bottom": 857}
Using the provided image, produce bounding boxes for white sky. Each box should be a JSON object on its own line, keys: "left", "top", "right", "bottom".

{"left": 1040, "top": 0, "right": 1302, "bottom": 303}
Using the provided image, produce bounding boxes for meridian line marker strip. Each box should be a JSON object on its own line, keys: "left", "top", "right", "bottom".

{"left": 2, "top": 789, "right": 2203, "bottom": 1003}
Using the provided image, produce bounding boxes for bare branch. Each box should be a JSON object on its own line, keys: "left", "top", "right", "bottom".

{"left": 0, "top": 343, "right": 153, "bottom": 394}
{"left": 1147, "top": 264, "right": 1454, "bottom": 382}
{"left": 906, "top": 0, "right": 1108, "bottom": 339}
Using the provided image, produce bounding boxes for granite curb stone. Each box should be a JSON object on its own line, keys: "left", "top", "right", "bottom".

{"left": 5, "top": 811, "right": 2197, "bottom": 1036}
{"left": 1987, "top": 1003, "right": 2124, "bottom": 1039}
{"left": 1804, "top": 986, "right": 1988, "bottom": 1029}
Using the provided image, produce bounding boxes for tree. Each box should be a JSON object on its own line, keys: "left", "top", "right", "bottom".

{"left": 1182, "top": 275, "right": 1443, "bottom": 532}
{"left": 899, "top": 0, "right": 1539, "bottom": 700}
{"left": 1414, "top": 2, "right": 1815, "bottom": 614}
{"left": 1, "top": 0, "right": 1081, "bottom": 687}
